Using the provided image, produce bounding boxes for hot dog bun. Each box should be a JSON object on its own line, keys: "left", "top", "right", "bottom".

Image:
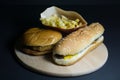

{"left": 53, "top": 23, "right": 105, "bottom": 65}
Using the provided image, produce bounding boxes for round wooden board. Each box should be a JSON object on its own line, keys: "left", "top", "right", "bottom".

{"left": 15, "top": 43, "right": 108, "bottom": 77}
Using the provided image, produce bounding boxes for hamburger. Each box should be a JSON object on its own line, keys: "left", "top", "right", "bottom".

{"left": 53, "top": 23, "right": 105, "bottom": 66}
{"left": 21, "top": 28, "right": 62, "bottom": 55}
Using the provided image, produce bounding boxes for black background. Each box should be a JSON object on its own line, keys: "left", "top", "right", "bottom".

{"left": 1, "top": 0, "right": 120, "bottom": 5}
{"left": 0, "top": 0, "right": 120, "bottom": 80}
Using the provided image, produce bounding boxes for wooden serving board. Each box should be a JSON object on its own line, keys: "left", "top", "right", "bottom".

{"left": 15, "top": 43, "right": 108, "bottom": 77}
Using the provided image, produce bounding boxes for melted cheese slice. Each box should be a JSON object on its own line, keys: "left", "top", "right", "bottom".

{"left": 64, "top": 54, "right": 78, "bottom": 60}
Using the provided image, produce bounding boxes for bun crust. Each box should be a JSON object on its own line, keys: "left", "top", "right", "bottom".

{"left": 53, "top": 36, "right": 104, "bottom": 66}
{"left": 21, "top": 28, "right": 62, "bottom": 55}
{"left": 23, "top": 28, "right": 62, "bottom": 46}
{"left": 53, "top": 23, "right": 104, "bottom": 56}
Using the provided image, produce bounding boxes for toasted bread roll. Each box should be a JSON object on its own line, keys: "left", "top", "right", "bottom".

{"left": 21, "top": 28, "right": 62, "bottom": 55}
{"left": 53, "top": 23, "right": 105, "bottom": 65}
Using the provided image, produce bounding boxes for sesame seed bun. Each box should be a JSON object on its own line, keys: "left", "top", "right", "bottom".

{"left": 53, "top": 23, "right": 105, "bottom": 65}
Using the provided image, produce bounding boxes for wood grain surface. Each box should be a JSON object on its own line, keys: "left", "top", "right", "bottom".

{"left": 15, "top": 43, "right": 108, "bottom": 77}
